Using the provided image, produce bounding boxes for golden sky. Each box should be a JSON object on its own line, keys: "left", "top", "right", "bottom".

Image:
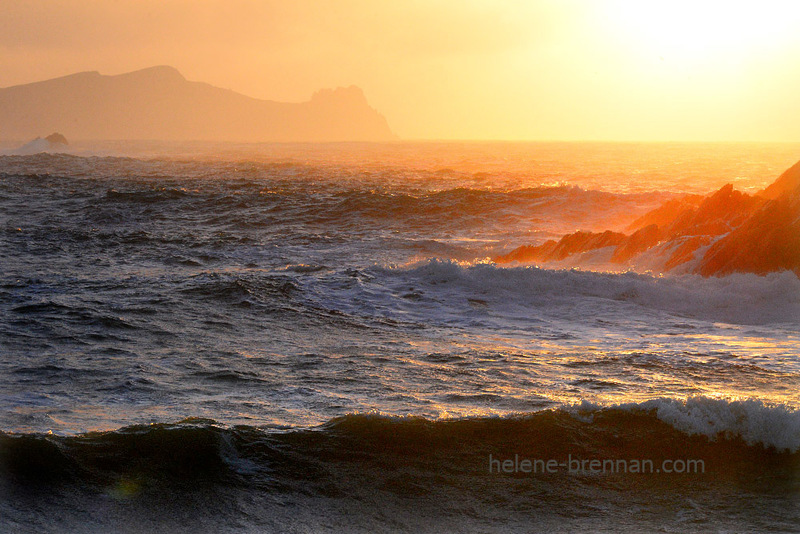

{"left": 3, "top": 0, "right": 800, "bottom": 141}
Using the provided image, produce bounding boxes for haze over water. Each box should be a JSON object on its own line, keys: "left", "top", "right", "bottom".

{"left": 2, "top": 141, "right": 800, "bottom": 532}
{"left": 5, "top": 0, "right": 800, "bottom": 530}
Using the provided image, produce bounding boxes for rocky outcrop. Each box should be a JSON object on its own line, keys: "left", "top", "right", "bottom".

{"left": 497, "top": 230, "right": 627, "bottom": 264}
{"left": 496, "top": 161, "right": 800, "bottom": 277}
{"left": 697, "top": 186, "right": 800, "bottom": 276}
{"left": 8, "top": 132, "right": 71, "bottom": 154}
{"left": 44, "top": 132, "right": 68, "bottom": 146}
{"left": 759, "top": 159, "right": 800, "bottom": 200}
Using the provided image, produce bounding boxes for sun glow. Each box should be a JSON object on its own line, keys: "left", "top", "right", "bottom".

{"left": 4, "top": 1, "right": 800, "bottom": 140}
{"left": 607, "top": 0, "right": 800, "bottom": 64}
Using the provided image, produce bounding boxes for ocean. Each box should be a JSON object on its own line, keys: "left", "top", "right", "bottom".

{"left": 1, "top": 141, "right": 800, "bottom": 533}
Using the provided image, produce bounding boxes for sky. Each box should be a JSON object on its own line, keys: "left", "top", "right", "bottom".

{"left": 2, "top": 0, "right": 800, "bottom": 141}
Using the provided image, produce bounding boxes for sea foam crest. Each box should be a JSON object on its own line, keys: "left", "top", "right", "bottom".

{"left": 383, "top": 259, "right": 800, "bottom": 325}
{"left": 615, "top": 397, "right": 800, "bottom": 452}
{"left": 652, "top": 397, "right": 800, "bottom": 452}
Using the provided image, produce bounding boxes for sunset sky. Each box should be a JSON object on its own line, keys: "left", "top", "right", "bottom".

{"left": 3, "top": 0, "right": 800, "bottom": 141}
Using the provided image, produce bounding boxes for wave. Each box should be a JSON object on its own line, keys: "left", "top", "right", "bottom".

{"left": 375, "top": 260, "right": 800, "bottom": 326}
{"left": 104, "top": 187, "right": 196, "bottom": 203}
{"left": 2, "top": 164, "right": 671, "bottom": 235}
{"left": 4, "top": 402, "right": 800, "bottom": 532}
{"left": 575, "top": 396, "right": 800, "bottom": 451}
{"left": 2, "top": 398, "right": 797, "bottom": 487}
{"left": 180, "top": 272, "right": 301, "bottom": 302}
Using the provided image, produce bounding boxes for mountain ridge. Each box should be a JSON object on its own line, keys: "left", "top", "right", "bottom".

{"left": 0, "top": 66, "right": 396, "bottom": 142}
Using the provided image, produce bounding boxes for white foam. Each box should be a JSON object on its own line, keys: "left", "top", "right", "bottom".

{"left": 644, "top": 397, "right": 800, "bottom": 452}
{"left": 378, "top": 260, "right": 800, "bottom": 326}
{"left": 4, "top": 137, "right": 73, "bottom": 156}
{"left": 568, "top": 397, "right": 800, "bottom": 451}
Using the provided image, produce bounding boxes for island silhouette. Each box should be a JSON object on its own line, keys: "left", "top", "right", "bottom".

{"left": 0, "top": 66, "right": 395, "bottom": 142}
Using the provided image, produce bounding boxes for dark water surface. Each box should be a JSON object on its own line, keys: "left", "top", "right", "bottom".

{"left": 2, "top": 143, "right": 800, "bottom": 532}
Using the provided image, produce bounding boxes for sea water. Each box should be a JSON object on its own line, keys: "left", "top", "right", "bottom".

{"left": 1, "top": 141, "right": 799, "bottom": 532}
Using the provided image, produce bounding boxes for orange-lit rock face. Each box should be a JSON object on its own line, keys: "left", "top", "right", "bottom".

{"left": 698, "top": 188, "right": 800, "bottom": 276}
{"left": 610, "top": 224, "right": 661, "bottom": 264}
{"left": 495, "top": 230, "right": 627, "bottom": 264}
{"left": 626, "top": 195, "right": 703, "bottom": 232}
{"left": 665, "top": 184, "right": 762, "bottom": 237}
{"left": 496, "top": 162, "right": 800, "bottom": 277}
{"left": 664, "top": 235, "right": 712, "bottom": 271}
{"left": 759, "top": 160, "right": 800, "bottom": 200}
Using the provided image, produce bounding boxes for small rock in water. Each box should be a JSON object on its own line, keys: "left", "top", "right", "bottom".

{"left": 44, "top": 132, "right": 69, "bottom": 146}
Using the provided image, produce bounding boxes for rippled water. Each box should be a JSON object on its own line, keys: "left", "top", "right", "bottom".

{"left": 2, "top": 142, "right": 800, "bottom": 532}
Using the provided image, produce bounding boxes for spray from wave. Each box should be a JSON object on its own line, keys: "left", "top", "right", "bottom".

{"left": 372, "top": 260, "right": 800, "bottom": 326}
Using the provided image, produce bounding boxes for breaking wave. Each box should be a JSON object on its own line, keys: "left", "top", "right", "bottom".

{"left": 376, "top": 260, "right": 800, "bottom": 326}
{"left": 3, "top": 397, "right": 798, "bottom": 492}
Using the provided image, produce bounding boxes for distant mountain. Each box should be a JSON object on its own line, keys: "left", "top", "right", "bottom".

{"left": 496, "top": 161, "right": 800, "bottom": 277}
{"left": 0, "top": 66, "right": 396, "bottom": 142}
